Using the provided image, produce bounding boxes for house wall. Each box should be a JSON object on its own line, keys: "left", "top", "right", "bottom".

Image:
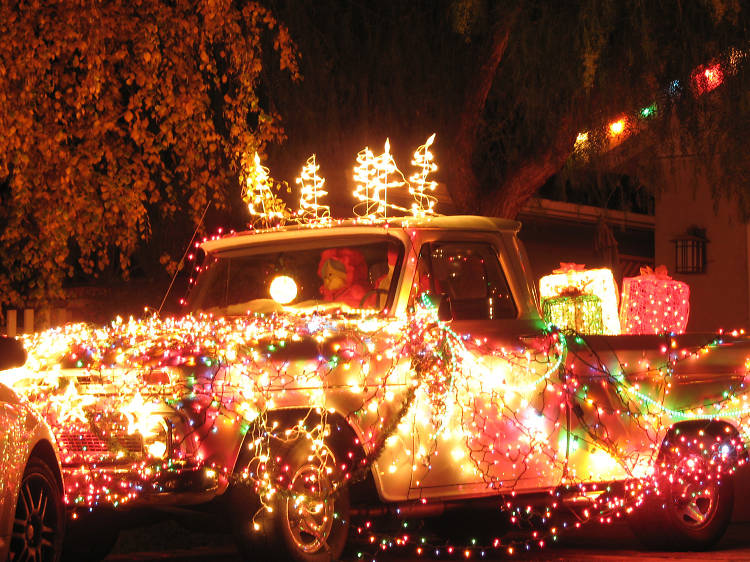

{"left": 518, "top": 199, "right": 654, "bottom": 291}
{"left": 654, "top": 162, "right": 749, "bottom": 332}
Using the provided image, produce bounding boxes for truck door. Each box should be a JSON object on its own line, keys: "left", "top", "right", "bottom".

{"left": 407, "top": 240, "right": 564, "bottom": 499}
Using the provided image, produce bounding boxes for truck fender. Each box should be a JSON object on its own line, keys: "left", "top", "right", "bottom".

{"left": 659, "top": 419, "right": 748, "bottom": 466}
{"left": 230, "top": 408, "right": 368, "bottom": 480}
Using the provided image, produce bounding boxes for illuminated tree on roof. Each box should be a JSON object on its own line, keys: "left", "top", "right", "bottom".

{"left": 353, "top": 139, "right": 408, "bottom": 220}
{"left": 241, "top": 152, "right": 290, "bottom": 228}
{"left": 409, "top": 133, "right": 438, "bottom": 218}
{"left": 296, "top": 154, "right": 330, "bottom": 224}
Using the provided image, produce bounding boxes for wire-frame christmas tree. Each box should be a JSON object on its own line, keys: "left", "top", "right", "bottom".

{"left": 353, "top": 139, "right": 408, "bottom": 220}
{"left": 408, "top": 133, "right": 438, "bottom": 218}
{"left": 296, "top": 154, "right": 330, "bottom": 224}
{"left": 240, "top": 152, "right": 288, "bottom": 228}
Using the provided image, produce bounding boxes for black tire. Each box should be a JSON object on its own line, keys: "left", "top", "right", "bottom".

{"left": 61, "top": 509, "right": 120, "bottom": 562}
{"left": 230, "top": 440, "right": 350, "bottom": 562}
{"left": 629, "top": 431, "right": 735, "bottom": 550}
{"left": 9, "top": 456, "right": 65, "bottom": 562}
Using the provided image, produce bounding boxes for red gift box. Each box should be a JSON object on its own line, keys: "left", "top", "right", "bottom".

{"left": 619, "top": 266, "right": 690, "bottom": 335}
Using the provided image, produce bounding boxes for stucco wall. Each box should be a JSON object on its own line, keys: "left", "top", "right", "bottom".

{"left": 654, "top": 161, "right": 748, "bottom": 332}
{"left": 520, "top": 217, "right": 653, "bottom": 284}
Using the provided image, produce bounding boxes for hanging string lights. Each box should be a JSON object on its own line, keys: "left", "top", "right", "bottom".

{"left": 5, "top": 295, "right": 750, "bottom": 559}
{"left": 575, "top": 47, "right": 737, "bottom": 157}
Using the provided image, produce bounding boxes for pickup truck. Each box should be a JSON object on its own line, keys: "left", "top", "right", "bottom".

{"left": 10, "top": 215, "right": 750, "bottom": 561}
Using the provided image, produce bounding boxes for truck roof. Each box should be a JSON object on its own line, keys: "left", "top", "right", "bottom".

{"left": 200, "top": 215, "right": 521, "bottom": 252}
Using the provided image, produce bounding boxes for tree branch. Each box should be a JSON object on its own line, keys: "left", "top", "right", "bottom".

{"left": 485, "top": 117, "right": 577, "bottom": 218}
{"left": 446, "top": 6, "right": 520, "bottom": 213}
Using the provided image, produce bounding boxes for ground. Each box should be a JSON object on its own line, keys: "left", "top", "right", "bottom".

{"left": 103, "top": 518, "right": 750, "bottom": 561}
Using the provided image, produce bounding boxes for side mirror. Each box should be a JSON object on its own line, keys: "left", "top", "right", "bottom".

{"left": 419, "top": 292, "right": 453, "bottom": 322}
{"left": 437, "top": 294, "right": 453, "bottom": 322}
{"left": 0, "top": 337, "right": 27, "bottom": 371}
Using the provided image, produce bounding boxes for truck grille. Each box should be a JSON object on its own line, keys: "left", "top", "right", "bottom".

{"left": 59, "top": 432, "right": 143, "bottom": 454}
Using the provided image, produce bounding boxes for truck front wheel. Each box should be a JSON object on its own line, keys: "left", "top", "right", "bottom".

{"left": 230, "top": 441, "right": 350, "bottom": 562}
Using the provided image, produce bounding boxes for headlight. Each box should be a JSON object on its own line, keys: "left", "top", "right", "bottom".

{"left": 141, "top": 416, "right": 170, "bottom": 459}
{"left": 269, "top": 275, "right": 297, "bottom": 304}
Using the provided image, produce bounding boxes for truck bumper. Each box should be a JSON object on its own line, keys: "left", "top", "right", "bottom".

{"left": 63, "top": 460, "right": 221, "bottom": 509}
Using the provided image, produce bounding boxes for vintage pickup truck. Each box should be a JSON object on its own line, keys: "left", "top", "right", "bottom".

{"left": 10, "top": 215, "right": 750, "bottom": 561}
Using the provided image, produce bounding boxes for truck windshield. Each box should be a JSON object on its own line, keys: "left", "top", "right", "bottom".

{"left": 186, "top": 237, "right": 404, "bottom": 316}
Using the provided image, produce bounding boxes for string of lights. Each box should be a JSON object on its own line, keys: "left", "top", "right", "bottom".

{"left": 6, "top": 297, "right": 749, "bottom": 558}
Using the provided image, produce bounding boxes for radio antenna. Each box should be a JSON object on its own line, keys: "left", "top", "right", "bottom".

{"left": 157, "top": 201, "right": 212, "bottom": 316}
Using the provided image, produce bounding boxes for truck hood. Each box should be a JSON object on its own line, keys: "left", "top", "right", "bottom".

{"left": 8, "top": 310, "right": 412, "bottom": 429}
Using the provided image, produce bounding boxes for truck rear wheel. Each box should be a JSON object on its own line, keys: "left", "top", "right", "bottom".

{"left": 630, "top": 430, "right": 735, "bottom": 550}
{"left": 230, "top": 440, "right": 350, "bottom": 562}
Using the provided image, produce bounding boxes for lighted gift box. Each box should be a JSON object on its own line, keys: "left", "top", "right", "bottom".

{"left": 539, "top": 264, "right": 621, "bottom": 335}
{"left": 541, "top": 294, "right": 604, "bottom": 335}
{"left": 619, "top": 265, "right": 690, "bottom": 335}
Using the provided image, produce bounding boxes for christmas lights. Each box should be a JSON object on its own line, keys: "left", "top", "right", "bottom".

{"left": 6, "top": 300, "right": 750, "bottom": 559}
{"left": 574, "top": 131, "right": 589, "bottom": 153}
{"left": 353, "top": 136, "right": 442, "bottom": 221}
{"left": 408, "top": 133, "right": 438, "bottom": 218}
{"left": 608, "top": 118, "right": 626, "bottom": 137}
{"left": 240, "top": 152, "right": 289, "bottom": 227}
{"left": 541, "top": 294, "right": 604, "bottom": 335}
{"left": 573, "top": 46, "right": 739, "bottom": 161}
{"left": 296, "top": 154, "right": 331, "bottom": 224}
{"left": 6, "top": 225, "right": 750, "bottom": 559}
{"left": 353, "top": 139, "right": 409, "bottom": 220}
{"left": 539, "top": 264, "right": 621, "bottom": 334}
{"left": 619, "top": 266, "right": 690, "bottom": 335}
{"left": 693, "top": 62, "right": 724, "bottom": 95}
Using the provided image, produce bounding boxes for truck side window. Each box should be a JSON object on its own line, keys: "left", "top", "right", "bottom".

{"left": 414, "top": 242, "right": 517, "bottom": 320}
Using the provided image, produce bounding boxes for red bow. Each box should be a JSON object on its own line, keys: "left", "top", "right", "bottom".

{"left": 639, "top": 265, "right": 670, "bottom": 279}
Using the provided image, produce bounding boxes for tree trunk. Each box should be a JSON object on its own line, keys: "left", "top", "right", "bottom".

{"left": 445, "top": 7, "right": 519, "bottom": 214}
{"left": 444, "top": 5, "right": 581, "bottom": 220}
{"left": 485, "top": 119, "right": 578, "bottom": 218}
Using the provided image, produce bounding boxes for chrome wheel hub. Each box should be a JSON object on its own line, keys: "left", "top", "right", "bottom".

{"left": 672, "top": 454, "right": 718, "bottom": 528}
{"left": 285, "top": 460, "right": 335, "bottom": 554}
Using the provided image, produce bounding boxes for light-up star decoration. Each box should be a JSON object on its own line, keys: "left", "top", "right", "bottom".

{"left": 296, "top": 154, "right": 330, "bottom": 224}
{"left": 353, "top": 139, "right": 409, "bottom": 220}
{"left": 408, "top": 133, "right": 438, "bottom": 218}
{"left": 240, "top": 152, "right": 289, "bottom": 228}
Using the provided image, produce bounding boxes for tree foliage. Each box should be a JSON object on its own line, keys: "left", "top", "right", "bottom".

{"left": 264, "top": 0, "right": 749, "bottom": 218}
{"left": 1, "top": 1, "right": 747, "bottom": 307}
{"left": 0, "top": 0, "right": 298, "bottom": 307}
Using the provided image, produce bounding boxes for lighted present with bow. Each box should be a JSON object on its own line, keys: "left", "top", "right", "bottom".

{"left": 541, "top": 294, "right": 604, "bottom": 335}
{"left": 619, "top": 265, "right": 690, "bottom": 335}
{"left": 539, "top": 263, "right": 620, "bottom": 335}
